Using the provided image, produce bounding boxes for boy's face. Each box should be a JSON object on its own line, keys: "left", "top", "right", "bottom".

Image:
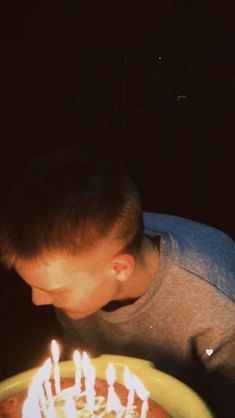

{"left": 14, "top": 238, "right": 129, "bottom": 320}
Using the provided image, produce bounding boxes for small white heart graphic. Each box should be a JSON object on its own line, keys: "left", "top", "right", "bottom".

{"left": 206, "top": 348, "right": 213, "bottom": 356}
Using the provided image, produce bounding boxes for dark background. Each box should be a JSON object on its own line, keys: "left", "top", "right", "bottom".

{"left": 0, "top": 2, "right": 234, "bottom": 380}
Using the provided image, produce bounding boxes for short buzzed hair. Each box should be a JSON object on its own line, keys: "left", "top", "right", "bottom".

{"left": 0, "top": 149, "right": 143, "bottom": 268}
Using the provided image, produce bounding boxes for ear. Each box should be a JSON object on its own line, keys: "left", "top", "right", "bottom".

{"left": 109, "top": 254, "right": 135, "bottom": 282}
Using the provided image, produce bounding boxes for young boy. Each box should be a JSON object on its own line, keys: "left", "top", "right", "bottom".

{"left": 0, "top": 149, "right": 234, "bottom": 417}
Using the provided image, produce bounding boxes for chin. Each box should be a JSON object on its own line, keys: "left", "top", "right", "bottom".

{"left": 63, "top": 308, "right": 92, "bottom": 320}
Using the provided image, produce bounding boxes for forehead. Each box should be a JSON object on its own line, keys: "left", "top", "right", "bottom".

{"left": 15, "top": 247, "right": 103, "bottom": 274}
{"left": 14, "top": 235, "right": 123, "bottom": 287}
{"left": 14, "top": 254, "right": 79, "bottom": 288}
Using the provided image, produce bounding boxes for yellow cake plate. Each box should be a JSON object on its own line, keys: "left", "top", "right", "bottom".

{"left": 0, "top": 354, "right": 215, "bottom": 418}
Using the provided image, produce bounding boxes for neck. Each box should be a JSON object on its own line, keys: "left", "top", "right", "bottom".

{"left": 117, "top": 235, "right": 160, "bottom": 300}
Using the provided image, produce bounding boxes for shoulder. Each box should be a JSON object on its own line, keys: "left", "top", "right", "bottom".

{"left": 143, "top": 212, "right": 234, "bottom": 250}
{"left": 143, "top": 212, "right": 235, "bottom": 301}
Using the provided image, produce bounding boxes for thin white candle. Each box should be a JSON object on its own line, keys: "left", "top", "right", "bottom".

{"left": 22, "top": 398, "right": 42, "bottom": 418}
{"left": 106, "top": 362, "right": 116, "bottom": 411}
{"left": 73, "top": 350, "right": 81, "bottom": 394}
{"left": 42, "top": 358, "right": 53, "bottom": 403}
{"left": 106, "top": 386, "right": 123, "bottom": 413}
{"left": 33, "top": 364, "right": 48, "bottom": 415}
{"left": 41, "top": 358, "right": 58, "bottom": 417}
{"left": 63, "top": 396, "right": 78, "bottom": 418}
{"left": 22, "top": 373, "right": 43, "bottom": 418}
{"left": 81, "top": 351, "right": 90, "bottom": 376}
{"left": 124, "top": 366, "right": 135, "bottom": 414}
{"left": 140, "top": 396, "right": 149, "bottom": 418}
{"left": 46, "top": 404, "right": 58, "bottom": 418}
{"left": 38, "top": 385, "right": 47, "bottom": 415}
{"left": 44, "top": 381, "right": 53, "bottom": 403}
{"left": 82, "top": 352, "right": 96, "bottom": 413}
{"left": 51, "top": 339, "right": 61, "bottom": 395}
{"left": 132, "top": 374, "right": 149, "bottom": 418}
{"left": 85, "top": 364, "right": 96, "bottom": 412}
{"left": 106, "top": 363, "right": 123, "bottom": 414}
{"left": 54, "top": 364, "right": 61, "bottom": 395}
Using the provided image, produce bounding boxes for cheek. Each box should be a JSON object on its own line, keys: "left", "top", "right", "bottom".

{"left": 53, "top": 286, "right": 90, "bottom": 307}
{"left": 51, "top": 292, "right": 74, "bottom": 307}
{"left": 56, "top": 275, "right": 112, "bottom": 307}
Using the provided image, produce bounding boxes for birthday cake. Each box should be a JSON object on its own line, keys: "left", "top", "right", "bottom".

{"left": 0, "top": 377, "right": 170, "bottom": 418}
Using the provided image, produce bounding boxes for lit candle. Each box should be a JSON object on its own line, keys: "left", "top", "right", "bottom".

{"left": 73, "top": 350, "right": 81, "bottom": 395}
{"left": 140, "top": 395, "right": 149, "bottom": 418}
{"left": 132, "top": 374, "right": 149, "bottom": 418}
{"left": 22, "top": 345, "right": 154, "bottom": 418}
{"left": 45, "top": 381, "right": 53, "bottom": 403}
{"left": 81, "top": 351, "right": 90, "bottom": 374}
{"left": 46, "top": 404, "right": 58, "bottom": 418}
{"left": 124, "top": 366, "right": 135, "bottom": 414}
{"left": 22, "top": 397, "right": 42, "bottom": 418}
{"left": 82, "top": 352, "right": 96, "bottom": 413}
{"left": 38, "top": 385, "right": 47, "bottom": 414}
{"left": 63, "top": 396, "right": 78, "bottom": 418}
{"left": 34, "top": 363, "right": 48, "bottom": 414}
{"left": 41, "top": 358, "right": 58, "bottom": 418}
{"left": 42, "top": 358, "right": 53, "bottom": 403}
{"left": 106, "top": 363, "right": 123, "bottom": 414}
{"left": 86, "top": 364, "right": 96, "bottom": 413}
{"left": 51, "top": 339, "right": 61, "bottom": 395}
{"left": 22, "top": 367, "right": 46, "bottom": 418}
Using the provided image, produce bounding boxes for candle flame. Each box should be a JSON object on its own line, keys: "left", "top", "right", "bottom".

{"left": 82, "top": 351, "right": 91, "bottom": 376}
{"left": 123, "top": 366, "right": 133, "bottom": 390}
{"left": 51, "top": 339, "right": 60, "bottom": 363}
{"left": 106, "top": 363, "right": 116, "bottom": 386}
{"left": 106, "top": 364, "right": 122, "bottom": 414}
{"left": 73, "top": 350, "right": 81, "bottom": 366}
{"left": 132, "top": 374, "right": 149, "bottom": 401}
{"left": 22, "top": 346, "right": 151, "bottom": 418}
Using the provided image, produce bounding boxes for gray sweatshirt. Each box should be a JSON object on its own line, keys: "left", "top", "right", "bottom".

{"left": 56, "top": 213, "right": 235, "bottom": 418}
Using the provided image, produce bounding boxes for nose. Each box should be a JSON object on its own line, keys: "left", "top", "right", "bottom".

{"left": 31, "top": 288, "right": 52, "bottom": 306}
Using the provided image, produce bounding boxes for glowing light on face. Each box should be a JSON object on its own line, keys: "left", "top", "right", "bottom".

{"left": 15, "top": 248, "right": 124, "bottom": 320}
